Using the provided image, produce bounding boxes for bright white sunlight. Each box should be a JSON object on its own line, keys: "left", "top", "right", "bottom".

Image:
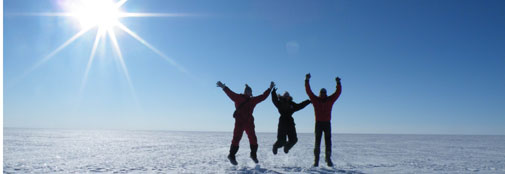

{"left": 16, "top": 0, "right": 190, "bottom": 105}
{"left": 70, "top": 0, "right": 122, "bottom": 29}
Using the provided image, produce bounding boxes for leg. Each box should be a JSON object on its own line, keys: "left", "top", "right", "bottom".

{"left": 244, "top": 121, "right": 258, "bottom": 146}
{"left": 228, "top": 120, "right": 244, "bottom": 165}
{"left": 283, "top": 123, "right": 298, "bottom": 153}
{"left": 323, "top": 122, "right": 333, "bottom": 167}
{"left": 244, "top": 121, "right": 259, "bottom": 163}
{"left": 249, "top": 144, "right": 259, "bottom": 164}
{"left": 314, "top": 122, "right": 323, "bottom": 167}
{"left": 231, "top": 120, "right": 245, "bottom": 146}
{"left": 273, "top": 121, "right": 287, "bottom": 155}
{"left": 228, "top": 145, "right": 239, "bottom": 165}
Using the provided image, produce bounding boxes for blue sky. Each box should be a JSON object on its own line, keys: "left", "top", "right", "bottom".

{"left": 4, "top": 0, "right": 505, "bottom": 135}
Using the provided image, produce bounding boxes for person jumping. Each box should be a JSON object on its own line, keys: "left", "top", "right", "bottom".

{"left": 217, "top": 81, "right": 275, "bottom": 165}
{"left": 271, "top": 88, "right": 311, "bottom": 155}
{"left": 305, "top": 73, "right": 342, "bottom": 167}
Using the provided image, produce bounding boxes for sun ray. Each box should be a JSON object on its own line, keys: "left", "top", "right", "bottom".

{"left": 33, "top": 27, "right": 92, "bottom": 69}
{"left": 115, "top": 0, "right": 128, "bottom": 8}
{"left": 108, "top": 29, "right": 130, "bottom": 84}
{"left": 10, "top": 0, "right": 197, "bottom": 107}
{"left": 13, "top": 27, "right": 93, "bottom": 87}
{"left": 80, "top": 28, "right": 105, "bottom": 93}
{"left": 116, "top": 23, "right": 188, "bottom": 73}
{"left": 8, "top": 12, "right": 195, "bottom": 18}
{"left": 107, "top": 28, "right": 140, "bottom": 107}
{"left": 7, "top": 12, "right": 75, "bottom": 17}
{"left": 119, "top": 13, "right": 195, "bottom": 18}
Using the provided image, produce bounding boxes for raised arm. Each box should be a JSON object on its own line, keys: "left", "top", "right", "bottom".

{"left": 329, "top": 77, "right": 342, "bottom": 103}
{"left": 253, "top": 81, "right": 275, "bottom": 103}
{"left": 305, "top": 73, "right": 317, "bottom": 100}
{"left": 217, "top": 81, "right": 241, "bottom": 102}
{"left": 271, "top": 88, "right": 280, "bottom": 107}
{"left": 293, "top": 99, "right": 311, "bottom": 112}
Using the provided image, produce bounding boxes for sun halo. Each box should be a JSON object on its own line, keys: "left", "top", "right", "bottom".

{"left": 70, "top": 0, "right": 122, "bottom": 30}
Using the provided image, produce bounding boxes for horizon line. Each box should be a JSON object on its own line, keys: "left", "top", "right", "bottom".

{"left": 4, "top": 127, "right": 504, "bottom": 136}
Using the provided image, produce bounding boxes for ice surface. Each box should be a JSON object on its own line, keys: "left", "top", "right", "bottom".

{"left": 3, "top": 128, "right": 505, "bottom": 173}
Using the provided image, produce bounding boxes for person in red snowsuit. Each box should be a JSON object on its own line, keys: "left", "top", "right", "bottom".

{"left": 217, "top": 81, "right": 275, "bottom": 165}
{"left": 305, "top": 73, "right": 342, "bottom": 167}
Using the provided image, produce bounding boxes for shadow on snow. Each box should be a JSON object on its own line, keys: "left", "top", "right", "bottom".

{"left": 227, "top": 165, "right": 364, "bottom": 174}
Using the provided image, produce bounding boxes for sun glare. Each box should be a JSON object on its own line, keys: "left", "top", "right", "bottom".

{"left": 72, "top": 0, "right": 121, "bottom": 29}
{"left": 15, "top": 0, "right": 192, "bottom": 107}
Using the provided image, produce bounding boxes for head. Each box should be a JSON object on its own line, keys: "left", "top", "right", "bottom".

{"left": 319, "top": 88, "right": 327, "bottom": 98}
{"left": 244, "top": 84, "right": 252, "bottom": 97}
{"left": 282, "top": 91, "right": 292, "bottom": 101}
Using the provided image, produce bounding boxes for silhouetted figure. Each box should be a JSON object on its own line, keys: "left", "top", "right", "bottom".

{"left": 271, "top": 88, "right": 311, "bottom": 155}
{"left": 217, "top": 81, "right": 275, "bottom": 165}
{"left": 305, "top": 73, "right": 342, "bottom": 167}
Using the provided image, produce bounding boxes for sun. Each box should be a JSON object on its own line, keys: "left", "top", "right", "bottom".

{"left": 14, "top": 0, "right": 190, "bottom": 107}
{"left": 71, "top": 0, "right": 122, "bottom": 29}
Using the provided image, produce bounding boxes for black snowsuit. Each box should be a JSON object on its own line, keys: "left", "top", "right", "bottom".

{"left": 271, "top": 89, "right": 311, "bottom": 153}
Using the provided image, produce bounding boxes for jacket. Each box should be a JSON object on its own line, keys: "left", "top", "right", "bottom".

{"left": 223, "top": 87, "right": 271, "bottom": 119}
{"left": 271, "top": 89, "right": 311, "bottom": 118}
{"left": 305, "top": 80, "right": 342, "bottom": 121}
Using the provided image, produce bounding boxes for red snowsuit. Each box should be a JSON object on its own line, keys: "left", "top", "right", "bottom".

{"left": 305, "top": 80, "right": 342, "bottom": 121}
{"left": 223, "top": 87, "right": 272, "bottom": 146}
{"left": 305, "top": 79, "right": 342, "bottom": 164}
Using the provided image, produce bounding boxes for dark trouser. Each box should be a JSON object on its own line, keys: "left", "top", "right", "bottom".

{"left": 273, "top": 116, "right": 298, "bottom": 152}
{"left": 314, "top": 121, "right": 331, "bottom": 161}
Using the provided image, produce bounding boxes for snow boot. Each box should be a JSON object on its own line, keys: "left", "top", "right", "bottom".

{"left": 272, "top": 144, "right": 278, "bottom": 155}
{"left": 250, "top": 144, "right": 259, "bottom": 164}
{"left": 313, "top": 148, "right": 320, "bottom": 167}
{"left": 228, "top": 145, "right": 239, "bottom": 165}
{"left": 283, "top": 138, "right": 297, "bottom": 154}
{"left": 325, "top": 151, "right": 334, "bottom": 167}
{"left": 283, "top": 146, "right": 290, "bottom": 154}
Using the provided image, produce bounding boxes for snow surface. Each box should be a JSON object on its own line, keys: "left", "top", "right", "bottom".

{"left": 3, "top": 128, "right": 505, "bottom": 173}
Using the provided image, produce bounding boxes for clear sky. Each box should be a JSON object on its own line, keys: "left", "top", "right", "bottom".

{"left": 4, "top": 0, "right": 505, "bottom": 135}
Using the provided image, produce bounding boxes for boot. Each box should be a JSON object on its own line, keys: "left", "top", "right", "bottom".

{"left": 272, "top": 144, "right": 278, "bottom": 155}
{"left": 325, "top": 151, "right": 333, "bottom": 167}
{"left": 250, "top": 144, "right": 259, "bottom": 164}
{"left": 283, "top": 145, "right": 291, "bottom": 154}
{"left": 228, "top": 145, "right": 239, "bottom": 165}
{"left": 284, "top": 138, "right": 298, "bottom": 154}
{"left": 313, "top": 148, "right": 320, "bottom": 167}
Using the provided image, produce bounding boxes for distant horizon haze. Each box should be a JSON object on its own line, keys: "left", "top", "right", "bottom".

{"left": 4, "top": 126, "right": 505, "bottom": 136}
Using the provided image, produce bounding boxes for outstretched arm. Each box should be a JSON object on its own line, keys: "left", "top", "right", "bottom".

{"left": 293, "top": 99, "right": 311, "bottom": 112}
{"left": 271, "top": 88, "right": 279, "bottom": 107}
{"left": 253, "top": 81, "right": 275, "bottom": 103}
{"left": 329, "top": 77, "right": 342, "bottom": 103}
{"left": 217, "top": 81, "right": 240, "bottom": 102}
{"left": 305, "top": 73, "right": 316, "bottom": 100}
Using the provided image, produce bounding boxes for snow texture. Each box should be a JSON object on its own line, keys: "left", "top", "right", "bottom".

{"left": 3, "top": 128, "right": 505, "bottom": 173}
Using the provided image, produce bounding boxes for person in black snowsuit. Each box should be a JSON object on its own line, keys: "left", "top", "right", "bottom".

{"left": 271, "top": 88, "right": 311, "bottom": 155}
